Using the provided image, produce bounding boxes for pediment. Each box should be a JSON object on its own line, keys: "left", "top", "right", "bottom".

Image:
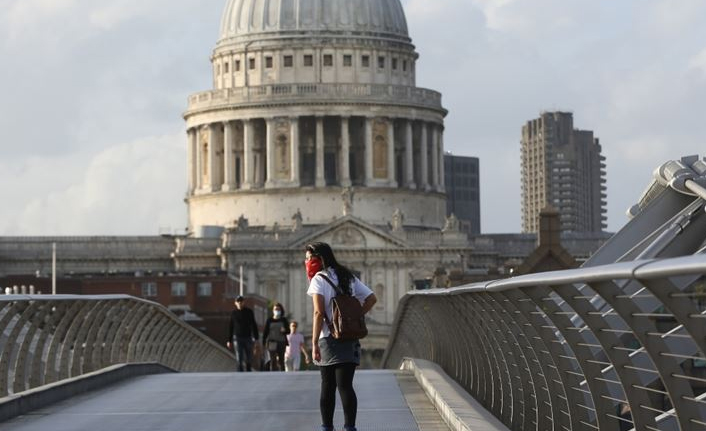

{"left": 291, "top": 216, "right": 406, "bottom": 250}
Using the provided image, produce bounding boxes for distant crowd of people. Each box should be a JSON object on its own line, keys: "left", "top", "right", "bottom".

{"left": 227, "top": 297, "right": 310, "bottom": 372}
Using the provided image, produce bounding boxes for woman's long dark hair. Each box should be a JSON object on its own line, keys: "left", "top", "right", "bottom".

{"left": 305, "top": 242, "right": 354, "bottom": 294}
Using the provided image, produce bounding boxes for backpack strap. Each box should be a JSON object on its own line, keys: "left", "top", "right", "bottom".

{"left": 318, "top": 273, "right": 343, "bottom": 296}
{"left": 316, "top": 273, "right": 342, "bottom": 330}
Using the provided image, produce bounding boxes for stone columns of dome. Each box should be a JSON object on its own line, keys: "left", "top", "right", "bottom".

{"left": 195, "top": 127, "right": 204, "bottom": 192}
{"left": 290, "top": 117, "right": 300, "bottom": 186}
{"left": 420, "top": 122, "right": 429, "bottom": 191}
{"left": 265, "top": 118, "right": 275, "bottom": 189}
{"left": 208, "top": 123, "right": 220, "bottom": 192}
{"left": 242, "top": 120, "right": 254, "bottom": 190}
{"left": 187, "top": 128, "right": 196, "bottom": 194}
{"left": 340, "top": 117, "right": 351, "bottom": 188}
{"left": 364, "top": 117, "right": 374, "bottom": 186}
{"left": 404, "top": 120, "right": 415, "bottom": 189}
{"left": 439, "top": 128, "right": 446, "bottom": 192}
{"left": 387, "top": 118, "right": 397, "bottom": 187}
{"left": 431, "top": 124, "right": 439, "bottom": 190}
{"left": 228, "top": 53, "right": 235, "bottom": 88}
{"left": 315, "top": 116, "right": 325, "bottom": 188}
{"left": 222, "top": 121, "right": 236, "bottom": 191}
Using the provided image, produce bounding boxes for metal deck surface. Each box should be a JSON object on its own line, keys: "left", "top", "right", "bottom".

{"left": 2, "top": 370, "right": 448, "bottom": 431}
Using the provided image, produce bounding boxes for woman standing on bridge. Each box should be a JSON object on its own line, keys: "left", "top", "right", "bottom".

{"left": 306, "top": 242, "right": 377, "bottom": 431}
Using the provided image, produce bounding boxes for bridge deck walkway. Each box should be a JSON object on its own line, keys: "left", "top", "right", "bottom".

{"left": 2, "top": 370, "right": 449, "bottom": 431}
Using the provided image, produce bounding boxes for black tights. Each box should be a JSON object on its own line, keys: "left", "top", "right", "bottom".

{"left": 320, "top": 363, "right": 357, "bottom": 428}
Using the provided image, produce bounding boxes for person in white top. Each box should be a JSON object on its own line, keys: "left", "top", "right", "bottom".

{"left": 285, "top": 321, "right": 309, "bottom": 371}
{"left": 305, "top": 242, "right": 377, "bottom": 431}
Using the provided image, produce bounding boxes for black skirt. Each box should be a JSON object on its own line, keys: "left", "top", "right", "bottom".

{"left": 318, "top": 336, "right": 361, "bottom": 366}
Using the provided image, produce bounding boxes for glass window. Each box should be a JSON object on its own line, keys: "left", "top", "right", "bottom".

{"left": 197, "top": 282, "right": 212, "bottom": 297}
{"left": 392, "top": 58, "right": 398, "bottom": 70}
{"left": 283, "top": 55, "right": 293, "bottom": 67}
{"left": 171, "top": 282, "right": 186, "bottom": 297}
{"left": 361, "top": 55, "right": 370, "bottom": 67}
{"left": 235, "top": 60, "right": 241, "bottom": 72}
{"left": 265, "top": 56, "right": 273, "bottom": 68}
{"left": 224, "top": 62, "right": 229, "bottom": 73}
{"left": 343, "top": 55, "right": 352, "bottom": 67}
{"left": 303, "top": 54, "right": 313, "bottom": 66}
{"left": 249, "top": 58, "right": 256, "bottom": 70}
{"left": 141, "top": 282, "right": 157, "bottom": 297}
{"left": 403, "top": 60, "right": 407, "bottom": 72}
{"left": 378, "top": 56, "right": 385, "bottom": 69}
{"left": 323, "top": 54, "right": 333, "bottom": 66}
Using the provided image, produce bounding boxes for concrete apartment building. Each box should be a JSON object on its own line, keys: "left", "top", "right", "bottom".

{"left": 521, "top": 111, "right": 607, "bottom": 233}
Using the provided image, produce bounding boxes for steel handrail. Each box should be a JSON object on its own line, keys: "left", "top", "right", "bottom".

{"left": 0, "top": 295, "right": 235, "bottom": 397}
{"left": 383, "top": 254, "right": 706, "bottom": 430}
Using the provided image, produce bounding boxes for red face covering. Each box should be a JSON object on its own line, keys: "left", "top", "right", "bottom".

{"left": 306, "top": 257, "right": 323, "bottom": 280}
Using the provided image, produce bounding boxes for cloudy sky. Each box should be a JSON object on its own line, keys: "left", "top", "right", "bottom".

{"left": 1, "top": 0, "right": 705, "bottom": 236}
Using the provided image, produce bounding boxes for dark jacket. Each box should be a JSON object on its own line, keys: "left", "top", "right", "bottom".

{"left": 228, "top": 307, "right": 259, "bottom": 341}
{"left": 263, "top": 317, "right": 290, "bottom": 344}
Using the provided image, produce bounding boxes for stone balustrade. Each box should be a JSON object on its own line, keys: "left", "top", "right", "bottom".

{"left": 187, "top": 83, "right": 444, "bottom": 113}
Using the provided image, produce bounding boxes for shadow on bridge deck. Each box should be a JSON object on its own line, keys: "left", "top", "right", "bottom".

{"left": 1, "top": 370, "right": 450, "bottom": 431}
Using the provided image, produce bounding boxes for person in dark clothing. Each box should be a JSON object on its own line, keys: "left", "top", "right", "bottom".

{"left": 262, "top": 302, "right": 290, "bottom": 371}
{"left": 226, "top": 295, "right": 259, "bottom": 372}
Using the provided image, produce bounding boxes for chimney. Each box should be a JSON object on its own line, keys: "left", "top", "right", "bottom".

{"left": 538, "top": 205, "right": 561, "bottom": 247}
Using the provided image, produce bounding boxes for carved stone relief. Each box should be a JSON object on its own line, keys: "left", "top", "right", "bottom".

{"left": 442, "top": 213, "right": 460, "bottom": 233}
{"left": 291, "top": 209, "right": 303, "bottom": 232}
{"left": 341, "top": 187, "right": 354, "bottom": 216}
{"left": 275, "top": 120, "right": 291, "bottom": 180}
{"left": 391, "top": 208, "right": 404, "bottom": 232}
{"left": 373, "top": 118, "right": 388, "bottom": 179}
{"left": 332, "top": 227, "right": 365, "bottom": 246}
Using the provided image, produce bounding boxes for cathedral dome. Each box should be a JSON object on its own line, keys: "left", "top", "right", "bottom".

{"left": 218, "top": 0, "right": 410, "bottom": 44}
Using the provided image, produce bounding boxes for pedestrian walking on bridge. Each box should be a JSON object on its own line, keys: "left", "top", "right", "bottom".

{"left": 285, "top": 321, "right": 310, "bottom": 371}
{"left": 226, "top": 295, "right": 259, "bottom": 372}
{"left": 263, "top": 302, "right": 290, "bottom": 371}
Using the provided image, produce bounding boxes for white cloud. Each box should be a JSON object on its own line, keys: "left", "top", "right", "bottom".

{"left": 642, "top": 0, "right": 706, "bottom": 36}
{"left": 6, "top": 0, "right": 78, "bottom": 25}
{"left": 2, "top": 134, "right": 186, "bottom": 236}
{"left": 689, "top": 48, "right": 706, "bottom": 77}
{"left": 3, "top": 0, "right": 78, "bottom": 42}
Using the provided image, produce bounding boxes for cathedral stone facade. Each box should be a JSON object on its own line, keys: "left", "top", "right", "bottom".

{"left": 177, "top": 0, "right": 460, "bottom": 348}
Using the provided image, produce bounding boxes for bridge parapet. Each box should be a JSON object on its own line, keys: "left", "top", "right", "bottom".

{"left": 383, "top": 254, "right": 706, "bottom": 431}
{"left": 384, "top": 155, "right": 706, "bottom": 431}
{"left": 0, "top": 295, "right": 234, "bottom": 397}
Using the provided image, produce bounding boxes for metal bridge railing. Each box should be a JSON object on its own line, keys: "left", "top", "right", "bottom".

{"left": 383, "top": 155, "right": 706, "bottom": 431}
{"left": 383, "top": 255, "right": 706, "bottom": 431}
{"left": 0, "top": 295, "right": 235, "bottom": 397}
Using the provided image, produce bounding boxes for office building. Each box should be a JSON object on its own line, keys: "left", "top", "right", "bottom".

{"left": 444, "top": 154, "right": 480, "bottom": 234}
